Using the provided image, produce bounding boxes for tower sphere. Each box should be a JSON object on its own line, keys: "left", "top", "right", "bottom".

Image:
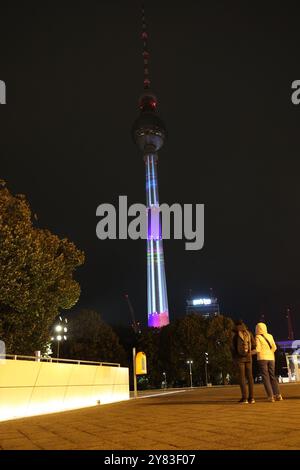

{"left": 132, "top": 92, "right": 167, "bottom": 154}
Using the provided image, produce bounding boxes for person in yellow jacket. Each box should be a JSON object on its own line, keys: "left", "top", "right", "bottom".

{"left": 255, "top": 322, "right": 283, "bottom": 402}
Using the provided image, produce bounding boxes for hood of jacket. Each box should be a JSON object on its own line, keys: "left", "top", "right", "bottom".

{"left": 256, "top": 322, "right": 268, "bottom": 335}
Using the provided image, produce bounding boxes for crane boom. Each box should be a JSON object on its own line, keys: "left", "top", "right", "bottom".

{"left": 124, "top": 294, "right": 141, "bottom": 334}
{"left": 286, "top": 307, "right": 294, "bottom": 341}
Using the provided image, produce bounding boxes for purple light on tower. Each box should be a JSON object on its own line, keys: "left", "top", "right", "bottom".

{"left": 131, "top": 5, "right": 169, "bottom": 328}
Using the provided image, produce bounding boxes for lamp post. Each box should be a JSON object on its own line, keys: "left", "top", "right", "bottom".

{"left": 162, "top": 371, "right": 167, "bottom": 389}
{"left": 132, "top": 347, "right": 137, "bottom": 398}
{"left": 52, "top": 316, "right": 68, "bottom": 359}
{"left": 204, "top": 352, "right": 209, "bottom": 386}
{"left": 186, "top": 360, "right": 193, "bottom": 388}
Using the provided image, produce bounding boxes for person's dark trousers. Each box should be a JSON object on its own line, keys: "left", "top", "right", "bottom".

{"left": 258, "top": 360, "right": 280, "bottom": 397}
{"left": 238, "top": 361, "right": 254, "bottom": 400}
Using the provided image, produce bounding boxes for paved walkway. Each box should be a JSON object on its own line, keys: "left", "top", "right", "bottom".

{"left": 1, "top": 384, "right": 300, "bottom": 450}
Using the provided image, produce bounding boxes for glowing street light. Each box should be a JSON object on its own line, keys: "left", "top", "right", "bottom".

{"left": 204, "top": 352, "right": 209, "bottom": 386}
{"left": 162, "top": 371, "right": 167, "bottom": 389}
{"left": 186, "top": 360, "right": 193, "bottom": 388}
{"left": 52, "top": 316, "right": 68, "bottom": 359}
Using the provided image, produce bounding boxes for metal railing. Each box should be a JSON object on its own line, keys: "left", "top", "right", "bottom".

{"left": 4, "top": 354, "right": 120, "bottom": 367}
{"left": 285, "top": 354, "right": 300, "bottom": 382}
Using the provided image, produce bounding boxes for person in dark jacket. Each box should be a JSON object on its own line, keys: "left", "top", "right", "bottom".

{"left": 231, "top": 320, "right": 256, "bottom": 404}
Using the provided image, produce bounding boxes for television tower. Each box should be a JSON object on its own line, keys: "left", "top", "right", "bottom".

{"left": 132, "top": 4, "right": 169, "bottom": 328}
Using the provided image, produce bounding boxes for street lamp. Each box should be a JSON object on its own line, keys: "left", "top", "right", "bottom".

{"left": 52, "top": 316, "right": 68, "bottom": 359}
{"left": 204, "top": 352, "right": 209, "bottom": 386}
{"left": 186, "top": 360, "right": 193, "bottom": 388}
{"left": 162, "top": 371, "right": 167, "bottom": 389}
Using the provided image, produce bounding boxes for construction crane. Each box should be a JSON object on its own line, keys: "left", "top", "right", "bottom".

{"left": 124, "top": 294, "right": 141, "bottom": 335}
{"left": 286, "top": 307, "right": 294, "bottom": 341}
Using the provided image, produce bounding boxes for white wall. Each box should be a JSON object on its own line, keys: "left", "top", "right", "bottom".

{"left": 0, "top": 359, "right": 129, "bottom": 422}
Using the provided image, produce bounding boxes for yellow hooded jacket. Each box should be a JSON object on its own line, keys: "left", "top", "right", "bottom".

{"left": 255, "top": 322, "right": 277, "bottom": 361}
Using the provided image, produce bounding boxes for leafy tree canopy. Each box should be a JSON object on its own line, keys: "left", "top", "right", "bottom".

{"left": 136, "top": 314, "right": 235, "bottom": 387}
{"left": 63, "top": 309, "right": 127, "bottom": 365}
{"left": 0, "top": 180, "right": 84, "bottom": 354}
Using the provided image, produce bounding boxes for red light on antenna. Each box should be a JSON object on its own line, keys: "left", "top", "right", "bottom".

{"left": 139, "top": 94, "right": 157, "bottom": 111}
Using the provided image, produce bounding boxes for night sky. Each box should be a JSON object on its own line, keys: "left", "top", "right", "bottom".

{"left": 1, "top": 1, "right": 300, "bottom": 339}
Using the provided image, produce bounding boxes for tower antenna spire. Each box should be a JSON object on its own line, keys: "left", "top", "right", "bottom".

{"left": 141, "top": 4, "right": 151, "bottom": 90}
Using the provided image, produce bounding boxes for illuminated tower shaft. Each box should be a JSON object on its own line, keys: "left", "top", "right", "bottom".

{"left": 145, "top": 154, "right": 169, "bottom": 327}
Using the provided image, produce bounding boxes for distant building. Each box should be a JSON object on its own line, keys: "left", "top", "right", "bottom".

{"left": 186, "top": 296, "right": 220, "bottom": 318}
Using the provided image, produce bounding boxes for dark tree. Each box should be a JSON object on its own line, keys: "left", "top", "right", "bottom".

{"left": 135, "top": 314, "right": 236, "bottom": 388}
{"left": 206, "top": 314, "right": 235, "bottom": 384}
{"left": 0, "top": 181, "right": 84, "bottom": 354}
{"left": 137, "top": 327, "right": 161, "bottom": 388}
{"left": 63, "top": 309, "right": 127, "bottom": 365}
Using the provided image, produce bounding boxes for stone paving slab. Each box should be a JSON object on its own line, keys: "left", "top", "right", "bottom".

{"left": 0, "top": 384, "right": 300, "bottom": 450}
